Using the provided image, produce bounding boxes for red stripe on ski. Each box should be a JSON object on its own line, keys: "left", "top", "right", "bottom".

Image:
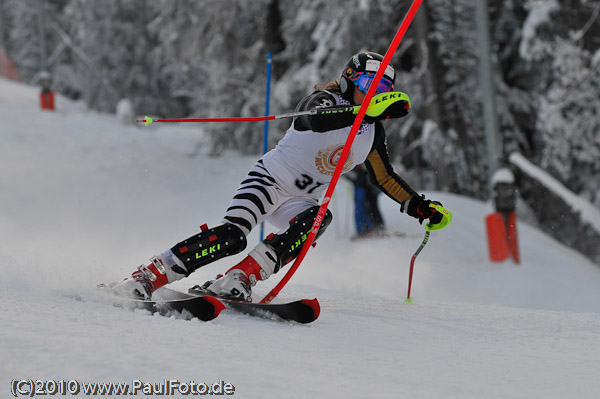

{"left": 301, "top": 298, "right": 320, "bottom": 320}
{"left": 203, "top": 296, "right": 226, "bottom": 317}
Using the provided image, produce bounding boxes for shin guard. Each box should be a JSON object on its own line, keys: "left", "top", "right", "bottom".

{"left": 170, "top": 223, "right": 247, "bottom": 274}
{"left": 263, "top": 206, "right": 333, "bottom": 273}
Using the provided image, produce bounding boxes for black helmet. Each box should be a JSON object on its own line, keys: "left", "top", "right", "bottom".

{"left": 340, "top": 52, "right": 396, "bottom": 103}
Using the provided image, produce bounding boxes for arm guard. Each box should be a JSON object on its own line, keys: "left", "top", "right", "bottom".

{"left": 293, "top": 91, "right": 357, "bottom": 132}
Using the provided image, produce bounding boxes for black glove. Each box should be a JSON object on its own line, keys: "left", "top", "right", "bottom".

{"left": 403, "top": 195, "right": 444, "bottom": 225}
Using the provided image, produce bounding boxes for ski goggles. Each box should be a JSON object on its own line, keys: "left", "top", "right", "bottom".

{"left": 351, "top": 72, "right": 394, "bottom": 95}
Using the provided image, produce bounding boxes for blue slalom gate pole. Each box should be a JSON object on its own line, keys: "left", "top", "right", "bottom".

{"left": 260, "top": 52, "right": 272, "bottom": 242}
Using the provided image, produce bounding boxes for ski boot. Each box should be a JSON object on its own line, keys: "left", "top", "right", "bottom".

{"left": 204, "top": 250, "right": 270, "bottom": 302}
{"left": 111, "top": 253, "right": 183, "bottom": 299}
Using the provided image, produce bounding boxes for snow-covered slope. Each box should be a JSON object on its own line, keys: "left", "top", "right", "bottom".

{"left": 1, "top": 78, "right": 599, "bottom": 399}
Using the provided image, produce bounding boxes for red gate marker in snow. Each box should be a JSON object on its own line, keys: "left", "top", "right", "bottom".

{"left": 486, "top": 212, "right": 519, "bottom": 264}
{"left": 486, "top": 168, "right": 520, "bottom": 264}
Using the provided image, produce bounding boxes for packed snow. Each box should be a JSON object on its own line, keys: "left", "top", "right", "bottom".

{"left": 1, "top": 77, "right": 600, "bottom": 398}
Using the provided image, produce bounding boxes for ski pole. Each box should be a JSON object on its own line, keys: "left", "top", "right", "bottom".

{"left": 404, "top": 229, "right": 430, "bottom": 303}
{"left": 405, "top": 203, "right": 452, "bottom": 303}
{"left": 137, "top": 106, "right": 357, "bottom": 125}
{"left": 138, "top": 92, "right": 410, "bottom": 126}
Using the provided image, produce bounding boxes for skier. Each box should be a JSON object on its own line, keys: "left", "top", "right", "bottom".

{"left": 114, "top": 51, "right": 449, "bottom": 302}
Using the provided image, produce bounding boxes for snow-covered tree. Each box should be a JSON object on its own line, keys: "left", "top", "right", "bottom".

{"left": 4, "top": 0, "right": 57, "bottom": 81}
{"left": 56, "top": 0, "right": 161, "bottom": 113}
{"left": 519, "top": 0, "right": 600, "bottom": 205}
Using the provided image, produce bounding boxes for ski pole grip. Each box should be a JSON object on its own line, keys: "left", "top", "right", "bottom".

{"left": 358, "top": 92, "right": 411, "bottom": 118}
{"left": 425, "top": 204, "right": 452, "bottom": 231}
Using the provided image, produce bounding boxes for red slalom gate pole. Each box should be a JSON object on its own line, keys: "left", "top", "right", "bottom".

{"left": 260, "top": 0, "right": 424, "bottom": 304}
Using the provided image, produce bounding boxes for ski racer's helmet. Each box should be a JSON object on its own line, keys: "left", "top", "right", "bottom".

{"left": 340, "top": 52, "right": 395, "bottom": 103}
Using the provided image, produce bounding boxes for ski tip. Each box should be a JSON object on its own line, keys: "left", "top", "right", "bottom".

{"left": 301, "top": 298, "right": 320, "bottom": 321}
{"left": 404, "top": 298, "right": 413, "bottom": 304}
{"left": 203, "top": 296, "right": 226, "bottom": 317}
